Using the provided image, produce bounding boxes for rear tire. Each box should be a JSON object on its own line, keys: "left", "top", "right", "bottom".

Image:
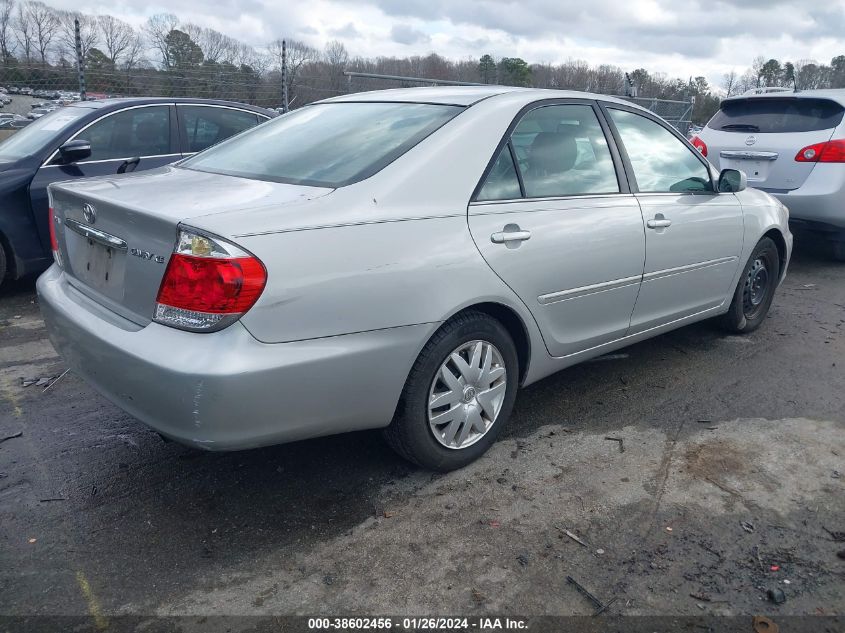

{"left": 720, "top": 237, "right": 780, "bottom": 334}
{"left": 831, "top": 240, "right": 845, "bottom": 262}
{"left": 383, "top": 310, "right": 519, "bottom": 471}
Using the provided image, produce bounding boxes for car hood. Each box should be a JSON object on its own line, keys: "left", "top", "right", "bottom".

{"left": 49, "top": 164, "right": 334, "bottom": 225}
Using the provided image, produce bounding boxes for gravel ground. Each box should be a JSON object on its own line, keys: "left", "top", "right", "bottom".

{"left": 0, "top": 241, "right": 843, "bottom": 624}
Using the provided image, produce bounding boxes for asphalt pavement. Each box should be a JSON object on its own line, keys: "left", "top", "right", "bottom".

{"left": 0, "top": 241, "right": 843, "bottom": 623}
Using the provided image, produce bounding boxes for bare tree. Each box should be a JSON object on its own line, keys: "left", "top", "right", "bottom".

{"left": 56, "top": 11, "right": 97, "bottom": 61}
{"left": 0, "top": 0, "right": 13, "bottom": 62}
{"left": 97, "top": 15, "right": 134, "bottom": 64}
{"left": 324, "top": 40, "right": 348, "bottom": 93}
{"left": 24, "top": 1, "right": 59, "bottom": 65}
{"left": 183, "top": 23, "right": 230, "bottom": 64}
{"left": 13, "top": 1, "right": 33, "bottom": 62}
{"left": 120, "top": 32, "right": 145, "bottom": 70}
{"left": 722, "top": 69, "right": 737, "bottom": 97}
{"left": 144, "top": 13, "right": 178, "bottom": 68}
{"left": 268, "top": 38, "right": 318, "bottom": 101}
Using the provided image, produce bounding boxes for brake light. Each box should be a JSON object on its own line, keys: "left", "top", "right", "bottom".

{"left": 795, "top": 139, "right": 845, "bottom": 163}
{"left": 154, "top": 229, "right": 266, "bottom": 332}
{"left": 48, "top": 207, "right": 62, "bottom": 267}
{"left": 691, "top": 136, "right": 708, "bottom": 157}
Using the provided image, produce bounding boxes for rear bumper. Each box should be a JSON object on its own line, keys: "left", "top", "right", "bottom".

{"left": 762, "top": 164, "right": 845, "bottom": 229}
{"left": 37, "top": 265, "right": 432, "bottom": 450}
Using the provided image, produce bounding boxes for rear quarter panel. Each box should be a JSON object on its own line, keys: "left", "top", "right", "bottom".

{"left": 236, "top": 215, "right": 542, "bottom": 346}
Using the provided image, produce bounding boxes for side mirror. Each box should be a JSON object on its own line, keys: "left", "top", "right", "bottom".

{"left": 57, "top": 139, "right": 91, "bottom": 164}
{"left": 718, "top": 168, "right": 747, "bottom": 193}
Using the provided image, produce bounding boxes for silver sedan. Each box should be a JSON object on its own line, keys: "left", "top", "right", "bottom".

{"left": 38, "top": 86, "right": 792, "bottom": 470}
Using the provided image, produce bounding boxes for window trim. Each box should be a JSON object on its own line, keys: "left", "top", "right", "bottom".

{"left": 42, "top": 103, "right": 178, "bottom": 167}
{"left": 470, "top": 98, "right": 630, "bottom": 204}
{"left": 175, "top": 103, "right": 269, "bottom": 155}
{"left": 597, "top": 101, "right": 716, "bottom": 195}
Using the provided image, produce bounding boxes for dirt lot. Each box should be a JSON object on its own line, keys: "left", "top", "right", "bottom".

{"left": 0, "top": 242, "right": 843, "bottom": 624}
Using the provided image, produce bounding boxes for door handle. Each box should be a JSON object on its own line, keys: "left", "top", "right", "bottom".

{"left": 491, "top": 229, "right": 531, "bottom": 244}
{"left": 646, "top": 218, "right": 672, "bottom": 229}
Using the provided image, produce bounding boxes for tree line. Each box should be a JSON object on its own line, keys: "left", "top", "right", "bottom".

{"left": 0, "top": 0, "right": 839, "bottom": 123}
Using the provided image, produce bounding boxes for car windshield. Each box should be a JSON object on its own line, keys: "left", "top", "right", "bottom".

{"left": 707, "top": 97, "right": 845, "bottom": 134}
{"left": 180, "top": 102, "right": 464, "bottom": 187}
{"left": 0, "top": 106, "right": 90, "bottom": 160}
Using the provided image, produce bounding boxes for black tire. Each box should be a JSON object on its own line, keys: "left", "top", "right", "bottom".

{"left": 384, "top": 310, "right": 519, "bottom": 471}
{"left": 720, "top": 237, "right": 780, "bottom": 334}
{"left": 831, "top": 240, "right": 845, "bottom": 262}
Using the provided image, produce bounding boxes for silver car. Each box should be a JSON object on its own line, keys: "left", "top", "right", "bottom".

{"left": 694, "top": 89, "right": 845, "bottom": 260}
{"left": 38, "top": 87, "right": 792, "bottom": 470}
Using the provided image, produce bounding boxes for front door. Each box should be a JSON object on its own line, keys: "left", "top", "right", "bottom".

{"left": 469, "top": 101, "right": 646, "bottom": 358}
{"left": 603, "top": 106, "right": 744, "bottom": 333}
{"left": 30, "top": 104, "right": 178, "bottom": 253}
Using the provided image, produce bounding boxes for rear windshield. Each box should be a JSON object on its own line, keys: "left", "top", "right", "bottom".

{"left": 181, "top": 102, "right": 463, "bottom": 187}
{"left": 707, "top": 98, "right": 845, "bottom": 134}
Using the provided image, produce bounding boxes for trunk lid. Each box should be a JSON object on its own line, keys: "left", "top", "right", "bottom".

{"left": 50, "top": 165, "right": 331, "bottom": 325}
{"left": 700, "top": 96, "right": 844, "bottom": 191}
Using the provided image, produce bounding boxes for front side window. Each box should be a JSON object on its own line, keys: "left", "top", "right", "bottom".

{"left": 76, "top": 106, "right": 172, "bottom": 162}
{"left": 179, "top": 106, "right": 261, "bottom": 153}
{"left": 608, "top": 108, "right": 711, "bottom": 193}
{"left": 510, "top": 104, "right": 619, "bottom": 198}
{"left": 181, "top": 102, "right": 463, "bottom": 187}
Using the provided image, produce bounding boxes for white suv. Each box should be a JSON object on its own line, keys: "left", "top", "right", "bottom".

{"left": 695, "top": 89, "right": 845, "bottom": 260}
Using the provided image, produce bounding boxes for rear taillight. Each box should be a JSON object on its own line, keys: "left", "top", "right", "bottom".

{"left": 795, "top": 139, "right": 845, "bottom": 163}
{"left": 48, "top": 207, "right": 62, "bottom": 267}
{"left": 691, "top": 135, "right": 708, "bottom": 157}
{"left": 154, "top": 229, "right": 266, "bottom": 332}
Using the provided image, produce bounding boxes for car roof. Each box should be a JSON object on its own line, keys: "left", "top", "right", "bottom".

{"left": 318, "top": 86, "right": 640, "bottom": 109}
{"left": 723, "top": 89, "right": 845, "bottom": 106}
{"left": 64, "top": 97, "right": 275, "bottom": 115}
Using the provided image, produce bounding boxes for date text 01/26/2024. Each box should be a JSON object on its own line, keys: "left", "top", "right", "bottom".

{"left": 307, "top": 617, "right": 528, "bottom": 630}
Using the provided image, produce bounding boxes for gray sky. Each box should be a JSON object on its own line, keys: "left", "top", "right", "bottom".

{"left": 45, "top": 0, "right": 845, "bottom": 87}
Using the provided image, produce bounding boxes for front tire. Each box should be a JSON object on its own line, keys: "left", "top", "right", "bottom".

{"left": 0, "top": 241, "right": 7, "bottom": 288}
{"left": 720, "top": 237, "right": 780, "bottom": 334}
{"left": 384, "top": 311, "right": 519, "bottom": 471}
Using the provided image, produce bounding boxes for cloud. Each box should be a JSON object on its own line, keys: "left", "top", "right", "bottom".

{"left": 329, "top": 22, "right": 363, "bottom": 39}
{"left": 390, "top": 23, "right": 430, "bottom": 45}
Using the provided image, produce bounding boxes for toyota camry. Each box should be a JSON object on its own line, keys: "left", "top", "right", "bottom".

{"left": 37, "top": 86, "right": 792, "bottom": 471}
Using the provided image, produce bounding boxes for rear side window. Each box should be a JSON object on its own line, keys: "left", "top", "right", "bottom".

{"left": 510, "top": 104, "right": 619, "bottom": 198}
{"left": 182, "top": 102, "right": 462, "bottom": 188}
{"left": 476, "top": 145, "right": 521, "bottom": 201}
{"left": 707, "top": 98, "right": 845, "bottom": 133}
{"left": 179, "top": 106, "right": 261, "bottom": 153}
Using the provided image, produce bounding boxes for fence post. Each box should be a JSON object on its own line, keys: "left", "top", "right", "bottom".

{"left": 281, "top": 39, "right": 289, "bottom": 113}
{"left": 74, "top": 18, "right": 86, "bottom": 101}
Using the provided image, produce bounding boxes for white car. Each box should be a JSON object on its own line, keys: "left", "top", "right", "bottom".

{"left": 695, "top": 89, "right": 845, "bottom": 259}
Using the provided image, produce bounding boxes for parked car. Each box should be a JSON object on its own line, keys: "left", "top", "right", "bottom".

{"left": 27, "top": 107, "right": 54, "bottom": 119}
{"left": 0, "top": 97, "right": 274, "bottom": 286}
{"left": 0, "top": 115, "right": 30, "bottom": 129}
{"left": 38, "top": 87, "right": 791, "bottom": 471}
{"left": 694, "top": 89, "right": 845, "bottom": 260}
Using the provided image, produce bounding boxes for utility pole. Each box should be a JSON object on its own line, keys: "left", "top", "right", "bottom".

{"left": 281, "top": 39, "right": 289, "bottom": 113}
{"left": 74, "top": 18, "right": 86, "bottom": 101}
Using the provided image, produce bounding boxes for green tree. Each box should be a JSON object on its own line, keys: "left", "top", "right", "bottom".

{"left": 166, "top": 29, "right": 204, "bottom": 70}
{"left": 478, "top": 54, "right": 495, "bottom": 84}
{"left": 758, "top": 58, "right": 783, "bottom": 87}
{"left": 498, "top": 57, "right": 531, "bottom": 87}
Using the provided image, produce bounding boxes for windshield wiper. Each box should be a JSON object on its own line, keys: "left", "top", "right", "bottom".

{"left": 721, "top": 123, "right": 760, "bottom": 132}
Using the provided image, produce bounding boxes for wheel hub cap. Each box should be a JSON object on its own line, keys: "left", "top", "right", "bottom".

{"left": 427, "top": 340, "right": 507, "bottom": 450}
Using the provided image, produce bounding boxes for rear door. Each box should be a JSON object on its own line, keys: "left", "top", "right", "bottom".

{"left": 701, "top": 97, "right": 845, "bottom": 191}
{"left": 469, "top": 100, "right": 646, "bottom": 358}
{"left": 29, "top": 104, "right": 179, "bottom": 251}
{"left": 604, "top": 104, "right": 744, "bottom": 332}
{"left": 176, "top": 104, "right": 267, "bottom": 156}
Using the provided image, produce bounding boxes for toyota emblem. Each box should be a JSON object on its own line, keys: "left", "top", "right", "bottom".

{"left": 82, "top": 203, "right": 97, "bottom": 224}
